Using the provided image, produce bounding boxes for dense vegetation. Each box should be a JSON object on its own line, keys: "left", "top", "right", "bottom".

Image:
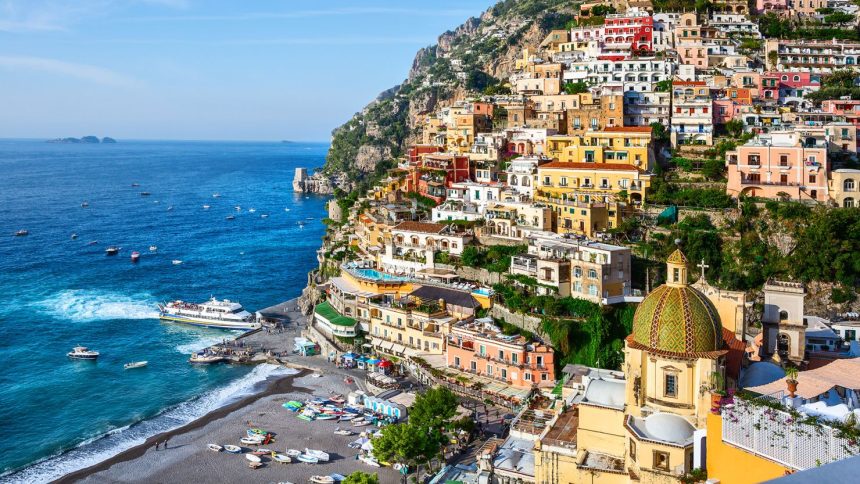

{"left": 806, "top": 70, "right": 860, "bottom": 104}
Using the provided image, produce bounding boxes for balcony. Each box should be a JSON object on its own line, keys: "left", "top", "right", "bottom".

{"left": 740, "top": 178, "right": 799, "bottom": 187}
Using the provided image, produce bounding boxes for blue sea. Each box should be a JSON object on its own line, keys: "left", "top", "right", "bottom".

{"left": 0, "top": 139, "right": 329, "bottom": 482}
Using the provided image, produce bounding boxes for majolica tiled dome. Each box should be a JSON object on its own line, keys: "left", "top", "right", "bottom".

{"left": 631, "top": 250, "right": 723, "bottom": 356}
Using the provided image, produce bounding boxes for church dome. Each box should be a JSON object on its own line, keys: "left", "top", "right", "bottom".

{"left": 630, "top": 250, "right": 723, "bottom": 356}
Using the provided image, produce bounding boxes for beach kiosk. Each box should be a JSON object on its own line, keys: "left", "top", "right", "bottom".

{"left": 293, "top": 337, "right": 318, "bottom": 356}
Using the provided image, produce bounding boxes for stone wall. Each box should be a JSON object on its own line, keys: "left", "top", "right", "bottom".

{"left": 489, "top": 304, "right": 547, "bottom": 340}
{"left": 435, "top": 263, "right": 505, "bottom": 286}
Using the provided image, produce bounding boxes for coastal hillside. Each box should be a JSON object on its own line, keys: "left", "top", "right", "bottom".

{"left": 309, "top": 0, "right": 575, "bottom": 193}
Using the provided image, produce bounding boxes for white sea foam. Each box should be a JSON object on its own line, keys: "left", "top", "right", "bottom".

{"left": 0, "top": 364, "right": 297, "bottom": 483}
{"left": 33, "top": 289, "right": 159, "bottom": 322}
{"left": 174, "top": 333, "right": 233, "bottom": 354}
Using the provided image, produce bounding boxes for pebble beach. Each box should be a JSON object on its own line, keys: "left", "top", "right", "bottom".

{"left": 62, "top": 371, "right": 402, "bottom": 484}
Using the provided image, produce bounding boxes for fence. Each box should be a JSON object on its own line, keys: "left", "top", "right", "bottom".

{"left": 721, "top": 397, "right": 859, "bottom": 470}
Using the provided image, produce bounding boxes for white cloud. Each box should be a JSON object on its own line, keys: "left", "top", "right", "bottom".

{"left": 0, "top": 55, "right": 141, "bottom": 87}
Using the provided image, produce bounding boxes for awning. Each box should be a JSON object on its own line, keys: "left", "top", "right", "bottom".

{"left": 390, "top": 343, "right": 407, "bottom": 355}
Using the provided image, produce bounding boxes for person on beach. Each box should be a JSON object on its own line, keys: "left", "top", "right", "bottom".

{"left": 164, "top": 438, "right": 169, "bottom": 449}
{"left": 154, "top": 441, "right": 159, "bottom": 451}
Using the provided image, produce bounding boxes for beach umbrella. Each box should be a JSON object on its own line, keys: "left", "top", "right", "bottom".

{"left": 366, "top": 358, "right": 381, "bottom": 365}
{"left": 378, "top": 360, "right": 392, "bottom": 368}
{"left": 361, "top": 440, "right": 374, "bottom": 451}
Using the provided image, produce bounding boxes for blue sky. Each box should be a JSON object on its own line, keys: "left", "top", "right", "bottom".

{"left": 0, "top": 0, "right": 494, "bottom": 141}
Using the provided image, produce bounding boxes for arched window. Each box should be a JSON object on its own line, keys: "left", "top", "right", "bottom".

{"left": 844, "top": 179, "right": 855, "bottom": 191}
{"left": 510, "top": 175, "right": 518, "bottom": 186}
{"left": 845, "top": 197, "right": 855, "bottom": 208}
{"left": 588, "top": 285, "right": 598, "bottom": 296}
{"left": 410, "top": 236, "right": 419, "bottom": 245}
{"left": 441, "top": 240, "right": 449, "bottom": 250}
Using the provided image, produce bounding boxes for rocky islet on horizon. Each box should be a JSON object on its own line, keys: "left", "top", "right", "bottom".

{"left": 47, "top": 136, "right": 117, "bottom": 144}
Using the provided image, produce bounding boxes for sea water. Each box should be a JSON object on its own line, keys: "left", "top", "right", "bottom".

{"left": 0, "top": 139, "right": 328, "bottom": 482}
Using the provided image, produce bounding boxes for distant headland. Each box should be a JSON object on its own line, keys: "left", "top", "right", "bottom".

{"left": 46, "top": 136, "right": 117, "bottom": 144}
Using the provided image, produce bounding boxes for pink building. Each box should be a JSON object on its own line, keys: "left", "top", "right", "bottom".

{"left": 726, "top": 131, "right": 829, "bottom": 202}
{"left": 713, "top": 99, "right": 744, "bottom": 125}
{"left": 446, "top": 319, "right": 555, "bottom": 389}
{"left": 755, "top": 0, "right": 788, "bottom": 15}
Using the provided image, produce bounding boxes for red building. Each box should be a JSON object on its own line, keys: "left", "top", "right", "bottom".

{"left": 603, "top": 12, "right": 653, "bottom": 53}
{"left": 413, "top": 153, "right": 470, "bottom": 203}
{"left": 407, "top": 144, "right": 444, "bottom": 164}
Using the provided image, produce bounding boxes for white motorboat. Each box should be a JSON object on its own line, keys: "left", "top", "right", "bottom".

{"left": 303, "top": 449, "right": 329, "bottom": 462}
{"left": 309, "top": 476, "right": 334, "bottom": 484}
{"left": 81, "top": 201, "right": 90, "bottom": 208}
{"left": 272, "top": 453, "right": 291, "bottom": 464}
{"left": 167, "top": 206, "right": 174, "bottom": 211}
{"left": 359, "top": 455, "right": 380, "bottom": 467}
{"left": 284, "top": 208, "right": 291, "bottom": 212}
{"left": 223, "top": 445, "right": 241, "bottom": 453}
{"left": 124, "top": 361, "right": 147, "bottom": 369}
{"left": 234, "top": 205, "right": 241, "bottom": 211}
{"left": 172, "top": 260, "right": 183, "bottom": 265}
{"left": 241, "top": 436, "right": 263, "bottom": 446}
{"left": 260, "top": 214, "right": 268, "bottom": 218}
{"left": 15, "top": 229, "right": 29, "bottom": 236}
{"left": 245, "top": 453, "right": 262, "bottom": 463}
{"left": 68, "top": 346, "right": 99, "bottom": 360}
{"left": 248, "top": 208, "right": 256, "bottom": 213}
{"left": 212, "top": 193, "right": 221, "bottom": 198}
{"left": 159, "top": 297, "right": 260, "bottom": 330}
{"left": 225, "top": 215, "right": 235, "bottom": 220}
{"left": 208, "top": 444, "right": 223, "bottom": 452}
{"left": 285, "top": 449, "right": 302, "bottom": 458}
{"left": 189, "top": 353, "right": 226, "bottom": 364}
{"left": 202, "top": 204, "right": 210, "bottom": 210}
{"left": 149, "top": 246, "right": 157, "bottom": 252}
{"left": 352, "top": 420, "right": 371, "bottom": 427}
{"left": 105, "top": 246, "right": 120, "bottom": 256}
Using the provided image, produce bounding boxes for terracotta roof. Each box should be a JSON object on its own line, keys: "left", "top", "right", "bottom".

{"left": 392, "top": 221, "right": 446, "bottom": 234}
{"left": 673, "top": 80, "right": 707, "bottom": 86}
{"left": 539, "top": 161, "right": 642, "bottom": 172}
{"left": 745, "top": 358, "right": 860, "bottom": 399}
{"left": 601, "top": 126, "right": 653, "bottom": 133}
{"left": 722, "top": 327, "right": 746, "bottom": 381}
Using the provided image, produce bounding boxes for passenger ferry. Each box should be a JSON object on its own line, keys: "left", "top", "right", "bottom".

{"left": 157, "top": 297, "right": 260, "bottom": 330}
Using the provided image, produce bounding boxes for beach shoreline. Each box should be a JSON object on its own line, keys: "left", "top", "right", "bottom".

{"left": 52, "top": 369, "right": 311, "bottom": 484}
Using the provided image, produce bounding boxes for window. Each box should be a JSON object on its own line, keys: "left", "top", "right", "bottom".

{"left": 498, "top": 350, "right": 504, "bottom": 360}
{"left": 588, "top": 269, "right": 597, "bottom": 279}
{"left": 845, "top": 179, "right": 856, "bottom": 192}
{"left": 470, "top": 361, "right": 477, "bottom": 371}
{"left": 542, "top": 373, "right": 548, "bottom": 381}
{"left": 454, "top": 356, "right": 460, "bottom": 367}
{"left": 665, "top": 374, "right": 677, "bottom": 397}
{"left": 630, "top": 440, "right": 637, "bottom": 461}
{"left": 574, "top": 266, "right": 582, "bottom": 277}
{"left": 543, "top": 176, "right": 551, "bottom": 185}
{"left": 501, "top": 368, "right": 507, "bottom": 379}
{"left": 525, "top": 372, "right": 532, "bottom": 381}
{"left": 654, "top": 451, "right": 670, "bottom": 471}
{"left": 479, "top": 345, "right": 486, "bottom": 356}
{"left": 809, "top": 174, "right": 817, "bottom": 184}
{"left": 780, "top": 155, "right": 789, "bottom": 167}
{"left": 512, "top": 353, "right": 518, "bottom": 364}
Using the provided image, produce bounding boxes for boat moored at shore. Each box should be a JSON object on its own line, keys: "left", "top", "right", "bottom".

{"left": 158, "top": 297, "right": 260, "bottom": 330}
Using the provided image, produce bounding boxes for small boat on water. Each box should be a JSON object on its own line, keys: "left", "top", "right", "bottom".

{"left": 131, "top": 183, "right": 140, "bottom": 187}
{"left": 131, "top": 251, "right": 140, "bottom": 263}
{"left": 68, "top": 346, "right": 99, "bottom": 360}
{"left": 284, "top": 208, "right": 291, "bottom": 212}
{"left": 87, "top": 240, "right": 99, "bottom": 246}
{"left": 272, "top": 453, "right": 291, "bottom": 464}
{"left": 81, "top": 201, "right": 89, "bottom": 208}
{"left": 304, "top": 449, "right": 329, "bottom": 462}
{"left": 223, "top": 445, "right": 241, "bottom": 453}
{"left": 234, "top": 205, "right": 241, "bottom": 211}
{"left": 124, "top": 361, "right": 147, "bottom": 369}
{"left": 248, "top": 208, "right": 256, "bottom": 213}
{"left": 105, "top": 246, "right": 120, "bottom": 256}
{"left": 71, "top": 233, "right": 78, "bottom": 240}
{"left": 297, "top": 454, "right": 319, "bottom": 464}
{"left": 212, "top": 193, "right": 221, "bottom": 198}
{"left": 149, "top": 245, "right": 157, "bottom": 252}
{"left": 261, "top": 214, "right": 268, "bottom": 218}
{"left": 14, "top": 229, "right": 29, "bottom": 236}
{"left": 202, "top": 204, "right": 210, "bottom": 210}
{"left": 140, "top": 192, "right": 151, "bottom": 196}
{"left": 167, "top": 206, "right": 174, "bottom": 211}
{"left": 309, "top": 476, "right": 334, "bottom": 484}
{"left": 241, "top": 437, "right": 262, "bottom": 446}
{"left": 172, "top": 260, "right": 183, "bottom": 265}
{"left": 225, "top": 215, "right": 235, "bottom": 220}
{"left": 208, "top": 444, "right": 222, "bottom": 452}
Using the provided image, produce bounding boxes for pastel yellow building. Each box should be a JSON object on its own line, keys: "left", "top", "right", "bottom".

{"left": 546, "top": 126, "right": 653, "bottom": 170}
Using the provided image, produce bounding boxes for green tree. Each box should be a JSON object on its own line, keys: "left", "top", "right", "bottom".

{"left": 343, "top": 471, "right": 379, "bottom": 484}
{"left": 410, "top": 386, "right": 458, "bottom": 430}
{"left": 725, "top": 119, "right": 745, "bottom": 138}
{"left": 372, "top": 423, "right": 441, "bottom": 478}
{"left": 651, "top": 122, "right": 669, "bottom": 142}
{"left": 562, "top": 81, "right": 589, "bottom": 94}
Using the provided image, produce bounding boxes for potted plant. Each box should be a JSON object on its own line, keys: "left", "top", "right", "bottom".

{"left": 785, "top": 366, "right": 799, "bottom": 397}
{"left": 710, "top": 371, "right": 727, "bottom": 413}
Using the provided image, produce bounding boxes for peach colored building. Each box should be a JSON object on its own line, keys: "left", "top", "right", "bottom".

{"left": 726, "top": 130, "right": 829, "bottom": 202}
{"left": 446, "top": 318, "right": 555, "bottom": 389}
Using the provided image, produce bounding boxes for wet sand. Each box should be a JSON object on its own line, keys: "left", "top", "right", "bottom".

{"left": 59, "top": 371, "right": 401, "bottom": 484}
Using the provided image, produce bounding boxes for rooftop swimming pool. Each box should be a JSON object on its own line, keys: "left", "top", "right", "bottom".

{"left": 349, "top": 267, "right": 409, "bottom": 282}
{"left": 472, "top": 287, "right": 494, "bottom": 296}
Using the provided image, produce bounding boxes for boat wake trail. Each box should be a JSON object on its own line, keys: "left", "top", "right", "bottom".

{"left": 0, "top": 364, "right": 297, "bottom": 483}
{"left": 175, "top": 333, "right": 240, "bottom": 354}
{"left": 33, "top": 289, "right": 159, "bottom": 322}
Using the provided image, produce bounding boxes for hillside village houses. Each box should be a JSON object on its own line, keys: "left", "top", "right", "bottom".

{"left": 306, "top": 4, "right": 860, "bottom": 483}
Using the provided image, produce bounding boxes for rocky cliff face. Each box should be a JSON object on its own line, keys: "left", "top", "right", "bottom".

{"left": 320, "top": 0, "right": 575, "bottom": 182}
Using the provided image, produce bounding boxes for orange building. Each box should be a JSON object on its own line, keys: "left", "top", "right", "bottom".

{"left": 446, "top": 318, "right": 555, "bottom": 388}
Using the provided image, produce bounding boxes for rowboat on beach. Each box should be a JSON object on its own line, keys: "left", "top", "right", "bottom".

{"left": 352, "top": 420, "right": 371, "bottom": 427}
{"left": 338, "top": 414, "right": 355, "bottom": 421}
{"left": 304, "top": 449, "right": 330, "bottom": 462}
{"left": 285, "top": 449, "right": 303, "bottom": 458}
{"left": 272, "top": 453, "right": 291, "bottom": 464}
{"left": 208, "top": 444, "right": 223, "bottom": 452}
{"left": 358, "top": 455, "right": 381, "bottom": 467}
{"left": 247, "top": 428, "right": 268, "bottom": 438}
{"left": 223, "top": 445, "right": 241, "bottom": 453}
{"left": 316, "top": 414, "right": 338, "bottom": 420}
{"left": 240, "top": 437, "right": 263, "bottom": 446}
{"left": 297, "top": 454, "right": 319, "bottom": 464}
{"left": 309, "top": 476, "right": 334, "bottom": 484}
{"left": 245, "top": 453, "right": 262, "bottom": 463}
{"left": 333, "top": 429, "right": 354, "bottom": 436}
